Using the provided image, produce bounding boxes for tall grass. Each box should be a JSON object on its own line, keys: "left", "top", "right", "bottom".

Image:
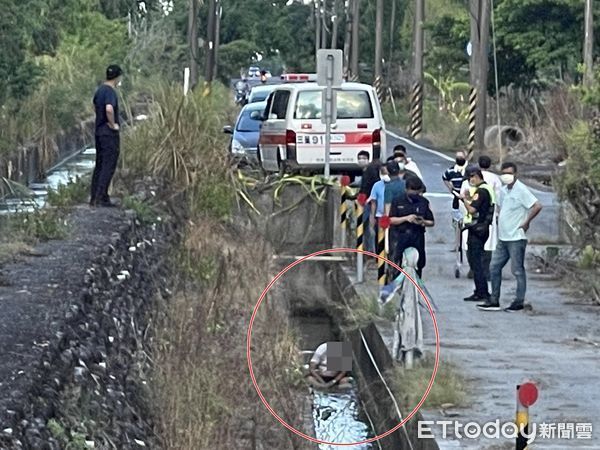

{"left": 389, "top": 354, "right": 468, "bottom": 409}
{"left": 152, "top": 220, "right": 313, "bottom": 449}
{"left": 121, "top": 83, "right": 236, "bottom": 220}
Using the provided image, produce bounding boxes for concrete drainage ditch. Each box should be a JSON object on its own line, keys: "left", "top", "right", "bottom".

{"left": 245, "top": 184, "right": 441, "bottom": 450}
{"left": 272, "top": 257, "right": 439, "bottom": 450}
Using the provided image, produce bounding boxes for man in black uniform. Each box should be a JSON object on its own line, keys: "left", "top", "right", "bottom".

{"left": 462, "top": 168, "right": 495, "bottom": 302}
{"left": 91, "top": 64, "right": 122, "bottom": 207}
{"left": 358, "top": 150, "right": 382, "bottom": 254}
{"left": 389, "top": 176, "right": 435, "bottom": 278}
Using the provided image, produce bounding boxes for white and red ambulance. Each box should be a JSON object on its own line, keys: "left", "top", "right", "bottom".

{"left": 258, "top": 77, "right": 387, "bottom": 175}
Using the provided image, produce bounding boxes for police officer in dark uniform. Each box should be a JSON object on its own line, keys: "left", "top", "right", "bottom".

{"left": 462, "top": 168, "right": 495, "bottom": 302}
{"left": 389, "top": 176, "right": 435, "bottom": 278}
{"left": 90, "top": 64, "right": 122, "bottom": 207}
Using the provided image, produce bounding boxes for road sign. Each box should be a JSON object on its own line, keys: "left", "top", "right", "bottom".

{"left": 317, "top": 50, "right": 344, "bottom": 178}
{"left": 317, "top": 49, "right": 343, "bottom": 88}
{"left": 518, "top": 382, "right": 539, "bottom": 407}
{"left": 466, "top": 41, "right": 472, "bottom": 57}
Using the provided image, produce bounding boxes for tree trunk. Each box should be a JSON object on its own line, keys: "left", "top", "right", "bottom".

{"left": 343, "top": 0, "right": 353, "bottom": 75}
{"left": 315, "top": 0, "right": 322, "bottom": 54}
{"left": 213, "top": 1, "right": 221, "bottom": 82}
{"left": 350, "top": 0, "right": 360, "bottom": 78}
{"left": 205, "top": 0, "right": 216, "bottom": 83}
{"left": 321, "top": 0, "right": 329, "bottom": 49}
{"left": 331, "top": 0, "right": 341, "bottom": 49}
{"left": 583, "top": 0, "right": 594, "bottom": 87}
{"left": 188, "top": 0, "right": 199, "bottom": 89}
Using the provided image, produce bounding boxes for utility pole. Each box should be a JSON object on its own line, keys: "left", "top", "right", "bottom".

{"left": 205, "top": 0, "right": 217, "bottom": 84}
{"left": 469, "top": 0, "right": 481, "bottom": 87}
{"left": 374, "top": 0, "right": 384, "bottom": 101}
{"left": 408, "top": 0, "right": 424, "bottom": 139}
{"left": 343, "top": 0, "right": 353, "bottom": 77}
{"left": 213, "top": 1, "right": 222, "bottom": 82}
{"left": 468, "top": 0, "right": 489, "bottom": 157}
{"left": 475, "top": 0, "right": 490, "bottom": 154}
{"left": 187, "top": 0, "right": 199, "bottom": 89}
{"left": 350, "top": 0, "right": 360, "bottom": 79}
{"left": 583, "top": 0, "right": 594, "bottom": 87}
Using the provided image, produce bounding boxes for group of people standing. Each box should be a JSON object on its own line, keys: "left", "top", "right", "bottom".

{"left": 443, "top": 152, "right": 543, "bottom": 312}
{"left": 357, "top": 144, "right": 543, "bottom": 313}
{"left": 359, "top": 145, "right": 434, "bottom": 279}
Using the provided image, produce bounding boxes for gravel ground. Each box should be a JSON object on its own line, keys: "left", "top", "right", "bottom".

{"left": 0, "top": 206, "right": 130, "bottom": 424}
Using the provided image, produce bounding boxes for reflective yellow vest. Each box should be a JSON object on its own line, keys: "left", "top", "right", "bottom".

{"left": 463, "top": 182, "right": 495, "bottom": 225}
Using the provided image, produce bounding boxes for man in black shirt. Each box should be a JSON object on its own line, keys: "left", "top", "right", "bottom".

{"left": 91, "top": 64, "right": 122, "bottom": 207}
{"left": 358, "top": 150, "right": 381, "bottom": 254}
{"left": 462, "top": 168, "right": 495, "bottom": 302}
{"left": 389, "top": 176, "right": 435, "bottom": 278}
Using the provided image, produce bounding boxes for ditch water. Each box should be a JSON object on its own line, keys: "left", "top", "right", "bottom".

{"left": 292, "top": 312, "right": 375, "bottom": 450}
{"left": 0, "top": 147, "right": 95, "bottom": 215}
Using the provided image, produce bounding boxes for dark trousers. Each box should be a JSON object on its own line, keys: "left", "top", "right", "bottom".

{"left": 389, "top": 231, "right": 425, "bottom": 280}
{"left": 91, "top": 134, "right": 120, "bottom": 203}
{"left": 467, "top": 231, "right": 490, "bottom": 298}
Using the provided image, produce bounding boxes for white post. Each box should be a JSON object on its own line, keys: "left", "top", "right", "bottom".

{"left": 324, "top": 55, "right": 334, "bottom": 178}
{"left": 183, "top": 67, "right": 190, "bottom": 96}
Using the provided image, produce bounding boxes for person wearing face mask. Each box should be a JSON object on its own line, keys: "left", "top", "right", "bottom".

{"left": 91, "top": 64, "right": 123, "bottom": 207}
{"left": 477, "top": 162, "right": 543, "bottom": 312}
{"left": 357, "top": 150, "right": 380, "bottom": 254}
{"left": 389, "top": 176, "right": 434, "bottom": 278}
{"left": 393, "top": 145, "right": 423, "bottom": 180}
{"left": 461, "top": 168, "right": 495, "bottom": 303}
{"left": 459, "top": 155, "right": 502, "bottom": 278}
{"left": 443, "top": 151, "right": 469, "bottom": 252}
{"left": 368, "top": 164, "right": 390, "bottom": 228}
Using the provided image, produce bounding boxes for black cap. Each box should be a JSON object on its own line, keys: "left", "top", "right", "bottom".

{"left": 106, "top": 65, "right": 123, "bottom": 80}
{"left": 393, "top": 144, "right": 407, "bottom": 156}
{"left": 465, "top": 165, "right": 483, "bottom": 179}
{"left": 386, "top": 161, "right": 400, "bottom": 176}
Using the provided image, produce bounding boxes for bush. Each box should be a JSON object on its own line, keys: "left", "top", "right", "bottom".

{"left": 47, "top": 179, "right": 90, "bottom": 208}
{"left": 122, "top": 82, "right": 235, "bottom": 220}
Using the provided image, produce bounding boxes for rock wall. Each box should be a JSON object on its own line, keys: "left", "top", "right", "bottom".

{"left": 0, "top": 213, "right": 175, "bottom": 449}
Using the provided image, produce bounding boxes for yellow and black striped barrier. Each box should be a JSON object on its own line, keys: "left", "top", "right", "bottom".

{"left": 355, "top": 197, "right": 365, "bottom": 252}
{"left": 377, "top": 226, "right": 386, "bottom": 285}
{"left": 356, "top": 193, "right": 367, "bottom": 282}
{"left": 340, "top": 187, "right": 349, "bottom": 230}
{"left": 377, "top": 215, "right": 391, "bottom": 286}
{"left": 409, "top": 81, "right": 423, "bottom": 139}
{"left": 374, "top": 76, "right": 384, "bottom": 104}
{"left": 467, "top": 86, "right": 477, "bottom": 159}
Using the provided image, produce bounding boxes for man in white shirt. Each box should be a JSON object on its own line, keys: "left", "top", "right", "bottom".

{"left": 478, "top": 162, "right": 543, "bottom": 312}
{"left": 393, "top": 145, "right": 423, "bottom": 181}
{"left": 307, "top": 342, "right": 352, "bottom": 389}
{"left": 459, "top": 155, "right": 502, "bottom": 276}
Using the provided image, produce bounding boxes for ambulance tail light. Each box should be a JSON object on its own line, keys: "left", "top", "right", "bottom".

{"left": 372, "top": 128, "right": 382, "bottom": 159}
{"left": 286, "top": 129, "right": 297, "bottom": 160}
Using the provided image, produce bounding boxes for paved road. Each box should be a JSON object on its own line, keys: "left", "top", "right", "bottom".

{"left": 371, "top": 132, "right": 599, "bottom": 449}
{"left": 385, "top": 131, "right": 563, "bottom": 244}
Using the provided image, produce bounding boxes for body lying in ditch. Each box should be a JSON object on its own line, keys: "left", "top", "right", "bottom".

{"left": 306, "top": 342, "right": 354, "bottom": 390}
